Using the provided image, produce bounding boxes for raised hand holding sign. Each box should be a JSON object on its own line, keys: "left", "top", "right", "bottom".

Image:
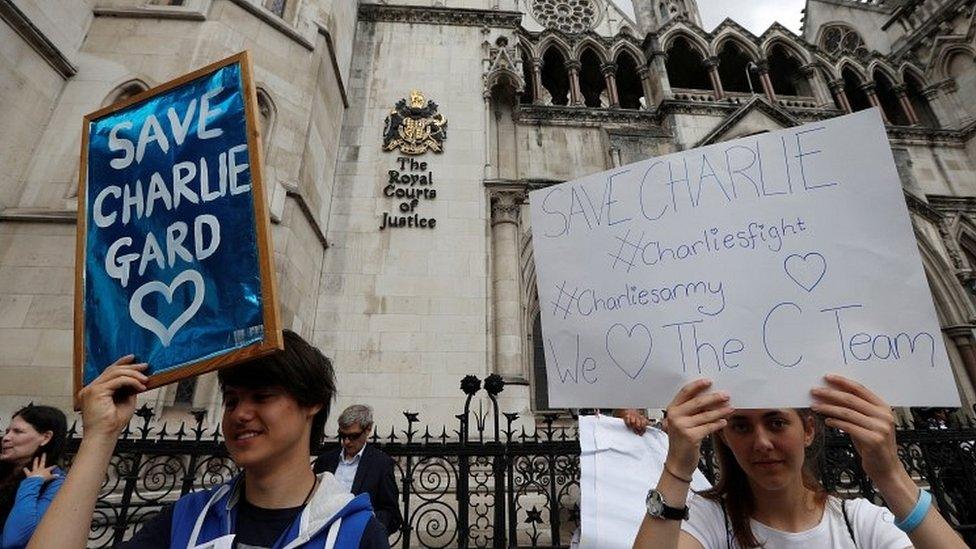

{"left": 75, "top": 52, "right": 281, "bottom": 401}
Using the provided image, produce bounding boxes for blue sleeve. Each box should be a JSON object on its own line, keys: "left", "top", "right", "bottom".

{"left": 1, "top": 475, "right": 65, "bottom": 548}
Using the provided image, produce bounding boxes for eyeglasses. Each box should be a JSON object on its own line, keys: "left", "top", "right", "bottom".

{"left": 338, "top": 430, "right": 366, "bottom": 442}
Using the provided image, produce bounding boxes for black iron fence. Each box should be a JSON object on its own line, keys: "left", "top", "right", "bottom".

{"left": 64, "top": 375, "right": 976, "bottom": 548}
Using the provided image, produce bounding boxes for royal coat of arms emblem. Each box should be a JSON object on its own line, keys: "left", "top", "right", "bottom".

{"left": 383, "top": 90, "right": 448, "bottom": 155}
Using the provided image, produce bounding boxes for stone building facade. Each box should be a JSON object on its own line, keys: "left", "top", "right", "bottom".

{"left": 2, "top": 0, "right": 976, "bottom": 430}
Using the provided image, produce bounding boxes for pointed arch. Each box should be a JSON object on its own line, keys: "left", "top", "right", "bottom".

{"left": 935, "top": 44, "right": 976, "bottom": 81}
{"left": 915, "top": 224, "right": 973, "bottom": 327}
{"left": 872, "top": 69, "right": 909, "bottom": 125}
{"left": 536, "top": 32, "right": 574, "bottom": 64}
{"left": 841, "top": 64, "right": 871, "bottom": 112}
{"left": 614, "top": 49, "right": 644, "bottom": 109}
{"left": 761, "top": 36, "right": 811, "bottom": 65}
{"left": 255, "top": 86, "right": 277, "bottom": 154}
{"left": 867, "top": 59, "right": 900, "bottom": 84}
{"left": 712, "top": 31, "right": 761, "bottom": 64}
{"left": 716, "top": 39, "right": 757, "bottom": 94}
{"left": 573, "top": 36, "right": 609, "bottom": 65}
{"left": 665, "top": 34, "right": 711, "bottom": 91}
{"left": 609, "top": 40, "right": 645, "bottom": 67}
{"left": 902, "top": 67, "right": 939, "bottom": 128}
{"left": 767, "top": 41, "right": 813, "bottom": 96}
{"left": 660, "top": 27, "right": 710, "bottom": 59}
{"left": 579, "top": 47, "right": 607, "bottom": 107}
{"left": 540, "top": 46, "right": 571, "bottom": 106}
{"left": 101, "top": 78, "right": 151, "bottom": 108}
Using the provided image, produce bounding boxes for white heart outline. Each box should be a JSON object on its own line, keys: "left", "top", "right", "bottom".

{"left": 129, "top": 269, "right": 205, "bottom": 347}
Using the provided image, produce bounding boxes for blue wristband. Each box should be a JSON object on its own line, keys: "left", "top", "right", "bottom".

{"left": 894, "top": 489, "right": 931, "bottom": 534}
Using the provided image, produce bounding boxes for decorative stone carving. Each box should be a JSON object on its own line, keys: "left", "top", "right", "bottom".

{"left": 484, "top": 34, "right": 526, "bottom": 96}
{"left": 530, "top": 0, "right": 600, "bottom": 34}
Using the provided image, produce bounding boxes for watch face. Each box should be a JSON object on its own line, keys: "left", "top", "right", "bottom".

{"left": 646, "top": 490, "right": 665, "bottom": 516}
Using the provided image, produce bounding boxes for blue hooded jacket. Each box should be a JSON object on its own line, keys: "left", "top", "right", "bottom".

{"left": 1, "top": 467, "right": 65, "bottom": 549}
{"left": 169, "top": 472, "right": 373, "bottom": 549}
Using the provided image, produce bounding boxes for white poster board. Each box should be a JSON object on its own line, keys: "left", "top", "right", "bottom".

{"left": 529, "top": 109, "right": 959, "bottom": 409}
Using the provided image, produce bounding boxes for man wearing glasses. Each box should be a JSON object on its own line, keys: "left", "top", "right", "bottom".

{"left": 315, "top": 405, "right": 402, "bottom": 537}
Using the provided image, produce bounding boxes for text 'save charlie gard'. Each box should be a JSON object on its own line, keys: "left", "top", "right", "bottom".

{"left": 79, "top": 53, "right": 279, "bottom": 389}
{"left": 529, "top": 109, "right": 958, "bottom": 409}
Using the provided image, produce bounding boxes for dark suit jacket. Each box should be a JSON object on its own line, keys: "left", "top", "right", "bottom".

{"left": 314, "top": 444, "right": 402, "bottom": 536}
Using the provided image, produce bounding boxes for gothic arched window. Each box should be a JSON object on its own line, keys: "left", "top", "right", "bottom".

{"left": 666, "top": 36, "right": 710, "bottom": 90}
{"left": 819, "top": 25, "right": 869, "bottom": 60}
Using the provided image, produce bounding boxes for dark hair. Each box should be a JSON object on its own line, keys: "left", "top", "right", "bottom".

{"left": 698, "top": 409, "right": 826, "bottom": 548}
{"left": 0, "top": 405, "right": 68, "bottom": 527}
{"left": 218, "top": 330, "right": 336, "bottom": 452}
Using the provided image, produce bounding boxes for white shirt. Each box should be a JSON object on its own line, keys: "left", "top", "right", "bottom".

{"left": 334, "top": 444, "right": 366, "bottom": 493}
{"left": 681, "top": 493, "right": 912, "bottom": 549}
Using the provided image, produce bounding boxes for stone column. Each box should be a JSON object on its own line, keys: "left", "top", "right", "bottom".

{"left": 828, "top": 79, "right": 852, "bottom": 113}
{"left": 531, "top": 57, "right": 544, "bottom": 105}
{"left": 484, "top": 90, "right": 493, "bottom": 179}
{"left": 640, "top": 34, "right": 672, "bottom": 106}
{"left": 704, "top": 56, "right": 724, "bottom": 100}
{"left": 567, "top": 60, "right": 583, "bottom": 106}
{"left": 922, "top": 85, "right": 952, "bottom": 127}
{"left": 945, "top": 325, "right": 976, "bottom": 396}
{"left": 893, "top": 84, "right": 919, "bottom": 125}
{"left": 756, "top": 59, "right": 776, "bottom": 102}
{"left": 861, "top": 82, "right": 889, "bottom": 124}
{"left": 801, "top": 63, "right": 832, "bottom": 107}
{"left": 491, "top": 190, "right": 527, "bottom": 383}
{"left": 601, "top": 62, "right": 619, "bottom": 108}
{"left": 637, "top": 66, "right": 656, "bottom": 109}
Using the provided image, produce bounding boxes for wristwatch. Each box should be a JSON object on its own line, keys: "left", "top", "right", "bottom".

{"left": 645, "top": 488, "right": 689, "bottom": 520}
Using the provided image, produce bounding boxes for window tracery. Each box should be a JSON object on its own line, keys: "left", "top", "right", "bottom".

{"left": 820, "top": 25, "right": 869, "bottom": 60}
{"left": 531, "top": 0, "right": 599, "bottom": 34}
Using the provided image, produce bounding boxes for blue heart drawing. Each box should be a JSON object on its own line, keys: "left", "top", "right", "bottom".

{"left": 605, "top": 323, "right": 653, "bottom": 380}
{"left": 784, "top": 252, "right": 827, "bottom": 292}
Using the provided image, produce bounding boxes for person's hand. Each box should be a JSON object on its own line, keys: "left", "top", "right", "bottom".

{"left": 79, "top": 355, "right": 149, "bottom": 438}
{"left": 22, "top": 454, "right": 56, "bottom": 481}
{"left": 617, "top": 409, "right": 649, "bottom": 435}
{"left": 663, "top": 379, "right": 733, "bottom": 480}
{"left": 810, "top": 374, "right": 903, "bottom": 485}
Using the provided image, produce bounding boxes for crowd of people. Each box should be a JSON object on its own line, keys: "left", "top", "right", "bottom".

{"left": 0, "top": 330, "right": 969, "bottom": 548}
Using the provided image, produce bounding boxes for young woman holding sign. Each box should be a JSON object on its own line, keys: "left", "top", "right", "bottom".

{"left": 632, "top": 375, "right": 966, "bottom": 549}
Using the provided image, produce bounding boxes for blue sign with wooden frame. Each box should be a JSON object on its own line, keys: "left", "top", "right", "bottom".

{"left": 74, "top": 51, "right": 282, "bottom": 402}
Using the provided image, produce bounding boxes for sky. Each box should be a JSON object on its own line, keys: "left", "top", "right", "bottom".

{"left": 611, "top": 1, "right": 806, "bottom": 35}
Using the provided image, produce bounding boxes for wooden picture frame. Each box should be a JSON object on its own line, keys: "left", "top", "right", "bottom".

{"left": 74, "top": 51, "right": 282, "bottom": 408}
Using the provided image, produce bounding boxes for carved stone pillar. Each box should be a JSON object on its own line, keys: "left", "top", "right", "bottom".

{"left": 601, "top": 62, "right": 619, "bottom": 107}
{"left": 704, "top": 56, "right": 723, "bottom": 100}
{"left": 566, "top": 60, "right": 583, "bottom": 106}
{"left": 756, "top": 59, "right": 776, "bottom": 102}
{"left": 531, "top": 57, "right": 544, "bottom": 105}
{"left": 893, "top": 84, "right": 919, "bottom": 125}
{"left": 801, "top": 63, "right": 831, "bottom": 107}
{"left": 922, "top": 85, "right": 952, "bottom": 127}
{"left": 828, "top": 79, "right": 852, "bottom": 113}
{"left": 491, "top": 190, "right": 527, "bottom": 382}
{"left": 637, "top": 66, "right": 656, "bottom": 109}
{"left": 945, "top": 325, "right": 976, "bottom": 395}
{"left": 861, "top": 82, "right": 889, "bottom": 123}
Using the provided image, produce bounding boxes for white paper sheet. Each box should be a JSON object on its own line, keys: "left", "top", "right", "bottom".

{"left": 579, "top": 415, "right": 711, "bottom": 548}
{"left": 529, "top": 109, "right": 959, "bottom": 408}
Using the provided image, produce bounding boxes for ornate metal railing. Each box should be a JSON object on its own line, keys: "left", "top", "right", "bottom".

{"left": 62, "top": 376, "right": 976, "bottom": 548}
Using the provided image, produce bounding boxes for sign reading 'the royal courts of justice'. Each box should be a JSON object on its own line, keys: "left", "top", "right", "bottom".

{"left": 75, "top": 52, "right": 281, "bottom": 399}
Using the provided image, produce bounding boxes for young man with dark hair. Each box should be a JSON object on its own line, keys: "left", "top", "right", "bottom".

{"left": 29, "top": 330, "right": 389, "bottom": 549}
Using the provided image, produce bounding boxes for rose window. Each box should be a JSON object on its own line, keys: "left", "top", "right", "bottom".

{"left": 531, "top": 0, "right": 599, "bottom": 34}
{"left": 820, "top": 25, "right": 869, "bottom": 60}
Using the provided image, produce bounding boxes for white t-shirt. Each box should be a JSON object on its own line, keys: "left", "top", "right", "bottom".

{"left": 681, "top": 493, "right": 912, "bottom": 549}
